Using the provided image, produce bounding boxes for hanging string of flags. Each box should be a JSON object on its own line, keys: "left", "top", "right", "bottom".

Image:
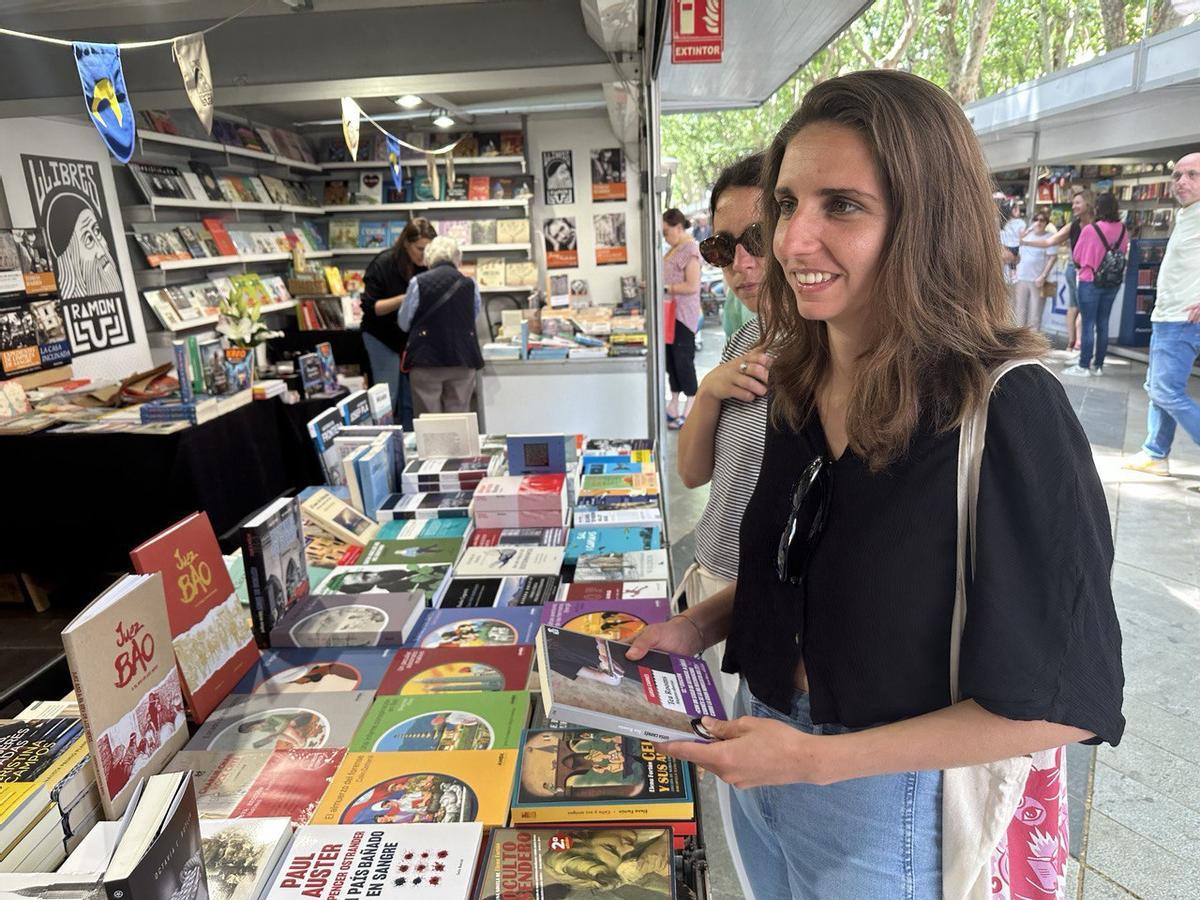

{"left": 1, "top": 2, "right": 465, "bottom": 170}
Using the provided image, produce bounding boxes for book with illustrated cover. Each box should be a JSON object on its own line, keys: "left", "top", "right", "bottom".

{"left": 509, "top": 728, "right": 693, "bottom": 824}
{"left": 413, "top": 413, "right": 480, "bottom": 458}
{"left": 409, "top": 607, "right": 541, "bottom": 650}
{"left": 102, "top": 772, "right": 205, "bottom": 900}
{"left": 268, "top": 591, "right": 426, "bottom": 648}
{"left": 130, "top": 511, "right": 259, "bottom": 723}
{"left": 61, "top": 574, "right": 188, "bottom": 819}
{"left": 349, "top": 691, "right": 530, "bottom": 752}
{"left": 185, "top": 691, "right": 372, "bottom": 753}
{"left": 495, "top": 218, "right": 530, "bottom": 245}
{"left": 376, "top": 518, "right": 472, "bottom": 541}
{"left": 579, "top": 473, "right": 660, "bottom": 497}
{"left": 263, "top": 823, "right": 482, "bottom": 900}
{"left": 504, "top": 260, "right": 537, "bottom": 288}
{"left": 328, "top": 218, "right": 359, "bottom": 250}
{"left": 241, "top": 497, "right": 310, "bottom": 647}
{"left": 316, "top": 565, "right": 452, "bottom": 607}
{"left": 439, "top": 576, "right": 559, "bottom": 609}
{"left": 306, "top": 409, "right": 346, "bottom": 486}
{"left": 574, "top": 551, "right": 669, "bottom": 583}
{"left": 556, "top": 581, "right": 669, "bottom": 602}
{"left": 316, "top": 342, "right": 338, "bottom": 393}
{"left": 474, "top": 826, "right": 676, "bottom": 899}
{"left": 536, "top": 627, "right": 726, "bottom": 744}
{"left": 453, "top": 546, "right": 565, "bottom": 578}
{"left": 377, "top": 645, "right": 534, "bottom": 696}
{"left": 470, "top": 220, "right": 498, "bottom": 245}
{"left": 199, "top": 817, "right": 292, "bottom": 900}
{"left": 232, "top": 648, "right": 395, "bottom": 695}
{"left": 129, "top": 163, "right": 195, "bottom": 201}
{"left": 359, "top": 538, "right": 464, "bottom": 567}
{"left": 163, "top": 748, "right": 345, "bottom": 826}
{"left": 564, "top": 527, "right": 662, "bottom": 565}
{"left": 540, "top": 599, "right": 668, "bottom": 641}
{"left": 311, "top": 750, "right": 515, "bottom": 827}
{"left": 300, "top": 489, "right": 379, "bottom": 547}
{"left": 467, "top": 176, "right": 490, "bottom": 201}
{"left": 505, "top": 434, "right": 567, "bottom": 476}
{"left": 476, "top": 258, "right": 505, "bottom": 288}
{"left": 468, "top": 528, "right": 567, "bottom": 548}
{"left": 439, "top": 219, "right": 471, "bottom": 245}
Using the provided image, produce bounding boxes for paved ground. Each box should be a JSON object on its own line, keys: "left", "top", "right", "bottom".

{"left": 664, "top": 327, "right": 1200, "bottom": 900}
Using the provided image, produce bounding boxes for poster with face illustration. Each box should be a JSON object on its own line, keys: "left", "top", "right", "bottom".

{"left": 21, "top": 154, "right": 133, "bottom": 356}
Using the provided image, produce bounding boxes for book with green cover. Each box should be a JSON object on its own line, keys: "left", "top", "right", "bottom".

{"left": 375, "top": 518, "right": 472, "bottom": 540}
{"left": 358, "top": 537, "right": 464, "bottom": 567}
{"left": 349, "top": 691, "right": 530, "bottom": 752}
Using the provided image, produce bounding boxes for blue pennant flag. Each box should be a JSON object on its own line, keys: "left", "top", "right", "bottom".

{"left": 386, "top": 135, "right": 405, "bottom": 195}
{"left": 73, "top": 42, "right": 136, "bottom": 163}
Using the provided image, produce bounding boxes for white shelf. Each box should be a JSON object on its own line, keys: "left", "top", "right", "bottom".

{"left": 463, "top": 243, "right": 530, "bottom": 252}
{"left": 138, "top": 130, "right": 320, "bottom": 172}
{"left": 153, "top": 299, "right": 298, "bottom": 333}
{"left": 158, "top": 253, "right": 246, "bottom": 271}
{"left": 328, "top": 247, "right": 383, "bottom": 255}
{"left": 323, "top": 198, "right": 529, "bottom": 213}
{"left": 130, "top": 197, "right": 326, "bottom": 215}
{"left": 320, "top": 156, "right": 526, "bottom": 171}
{"left": 479, "top": 285, "right": 533, "bottom": 293}
{"left": 279, "top": 204, "right": 325, "bottom": 215}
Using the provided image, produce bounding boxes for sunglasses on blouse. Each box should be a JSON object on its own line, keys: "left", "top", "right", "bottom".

{"left": 699, "top": 222, "right": 765, "bottom": 267}
{"left": 776, "top": 455, "right": 833, "bottom": 585}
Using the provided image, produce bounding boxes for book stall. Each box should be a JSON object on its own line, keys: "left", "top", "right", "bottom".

{"left": 0, "top": 409, "right": 722, "bottom": 900}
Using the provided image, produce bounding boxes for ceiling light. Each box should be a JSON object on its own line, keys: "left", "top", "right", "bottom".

{"left": 396, "top": 94, "right": 423, "bottom": 109}
{"left": 433, "top": 111, "right": 454, "bottom": 129}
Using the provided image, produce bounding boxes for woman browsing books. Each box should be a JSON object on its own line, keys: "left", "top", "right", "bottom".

{"left": 629, "top": 70, "right": 1124, "bottom": 900}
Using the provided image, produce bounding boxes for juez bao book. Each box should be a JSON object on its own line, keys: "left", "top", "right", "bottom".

{"left": 349, "top": 691, "right": 530, "bottom": 752}
{"left": 509, "top": 728, "right": 693, "bottom": 824}
{"left": 231, "top": 647, "right": 396, "bottom": 695}
{"left": 535, "top": 626, "right": 727, "bottom": 744}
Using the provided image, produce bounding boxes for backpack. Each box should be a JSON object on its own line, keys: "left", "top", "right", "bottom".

{"left": 1091, "top": 223, "right": 1127, "bottom": 288}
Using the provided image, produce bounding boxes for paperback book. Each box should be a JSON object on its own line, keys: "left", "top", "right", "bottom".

{"left": 377, "top": 646, "right": 534, "bottom": 696}
{"left": 504, "top": 434, "right": 567, "bottom": 476}
{"left": 349, "top": 691, "right": 530, "bottom": 752}
{"left": 556, "top": 581, "right": 669, "bottom": 602}
{"left": 563, "top": 527, "right": 662, "bottom": 565}
{"left": 573, "top": 550, "right": 669, "bottom": 583}
{"left": 268, "top": 592, "right": 426, "bottom": 648}
{"left": 536, "top": 626, "right": 726, "bottom": 743}
{"left": 408, "top": 607, "right": 542, "bottom": 650}
{"left": 452, "top": 546, "right": 565, "bottom": 578}
{"left": 199, "top": 817, "right": 292, "bottom": 900}
{"left": 232, "top": 648, "right": 396, "bottom": 695}
{"left": 376, "top": 518, "right": 471, "bottom": 541}
{"left": 241, "top": 497, "right": 310, "bottom": 647}
{"left": 316, "top": 565, "right": 452, "bottom": 607}
{"left": 377, "top": 492, "right": 474, "bottom": 521}
{"left": 102, "top": 772, "right": 205, "bottom": 900}
{"left": 359, "top": 538, "right": 464, "bottom": 567}
{"left": 300, "top": 489, "right": 380, "bottom": 547}
{"left": 400, "top": 457, "right": 493, "bottom": 493}
{"left": 467, "top": 528, "right": 567, "bottom": 548}
{"left": 540, "top": 599, "right": 669, "bottom": 641}
{"left": 439, "top": 576, "right": 559, "bottom": 609}
{"left": 184, "top": 691, "right": 372, "bottom": 753}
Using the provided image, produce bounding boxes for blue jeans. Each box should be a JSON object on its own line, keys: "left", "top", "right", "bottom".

{"left": 1064, "top": 262, "right": 1079, "bottom": 308}
{"left": 1142, "top": 321, "right": 1200, "bottom": 459}
{"left": 729, "top": 681, "right": 943, "bottom": 899}
{"left": 362, "top": 331, "right": 413, "bottom": 430}
{"left": 1077, "top": 280, "right": 1119, "bottom": 369}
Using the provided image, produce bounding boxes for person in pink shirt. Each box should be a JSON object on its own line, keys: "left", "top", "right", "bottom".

{"left": 1064, "top": 192, "right": 1129, "bottom": 376}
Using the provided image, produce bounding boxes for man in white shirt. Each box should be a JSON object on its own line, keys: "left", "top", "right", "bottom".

{"left": 1125, "top": 152, "right": 1200, "bottom": 475}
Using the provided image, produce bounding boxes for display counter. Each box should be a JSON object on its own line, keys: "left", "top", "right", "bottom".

{"left": 478, "top": 356, "right": 649, "bottom": 437}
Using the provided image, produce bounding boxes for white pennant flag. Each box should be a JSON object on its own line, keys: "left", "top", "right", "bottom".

{"left": 341, "top": 97, "right": 361, "bottom": 161}
{"left": 171, "top": 32, "right": 213, "bottom": 134}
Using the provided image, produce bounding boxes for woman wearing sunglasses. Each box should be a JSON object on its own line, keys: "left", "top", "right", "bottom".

{"left": 630, "top": 70, "right": 1123, "bottom": 899}
{"left": 661, "top": 208, "right": 703, "bottom": 429}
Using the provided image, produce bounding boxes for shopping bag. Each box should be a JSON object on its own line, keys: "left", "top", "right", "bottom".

{"left": 663, "top": 298, "right": 676, "bottom": 345}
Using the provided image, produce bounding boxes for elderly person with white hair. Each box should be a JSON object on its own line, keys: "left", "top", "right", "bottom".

{"left": 397, "top": 235, "right": 484, "bottom": 415}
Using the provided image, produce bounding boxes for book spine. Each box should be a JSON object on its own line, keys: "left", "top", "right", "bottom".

{"left": 172, "top": 341, "right": 193, "bottom": 404}
{"left": 59, "top": 631, "right": 111, "bottom": 818}
{"left": 242, "top": 526, "right": 271, "bottom": 648}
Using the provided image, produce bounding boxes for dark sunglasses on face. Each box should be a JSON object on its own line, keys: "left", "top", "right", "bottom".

{"left": 776, "top": 454, "right": 833, "bottom": 585}
{"left": 699, "top": 222, "right": 765, "bottom": 267}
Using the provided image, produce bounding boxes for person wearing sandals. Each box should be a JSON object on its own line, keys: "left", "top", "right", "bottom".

{"left": 630, "top": 70, "right": 1124, "bottom": 899}
{"left": 662, "top": 208, "right": 702, "bottom": 429}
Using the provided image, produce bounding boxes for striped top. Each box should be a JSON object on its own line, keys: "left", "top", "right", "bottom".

{"left": 693, "top": 317, "right": 769, "bottom": 580}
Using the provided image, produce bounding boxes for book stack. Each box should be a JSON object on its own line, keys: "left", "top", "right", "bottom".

{"left": 471, "top": 475, "right": 570, "bottom": 530}
{"left": 400, "top": 456, "right": 496, "bottom": 494}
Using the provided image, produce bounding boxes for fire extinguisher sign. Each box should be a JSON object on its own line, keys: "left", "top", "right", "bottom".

{"left": 671, "top": 0, "right": 723, "bottom": 64}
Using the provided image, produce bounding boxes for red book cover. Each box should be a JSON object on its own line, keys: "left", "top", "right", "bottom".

{"left": 468, "top": 176, "right": 491, "bottom": 201}
{"left": 201, "top": 217, "right": 238, "bottom": 256}
{"left": 473, "top": 475, "right": 567, "bottom": 512}
{"left": 377, "top": 644, "right": 534, "bottom": 695}
{"left": 130, "top": 511, "right": 260, "bottom": 723}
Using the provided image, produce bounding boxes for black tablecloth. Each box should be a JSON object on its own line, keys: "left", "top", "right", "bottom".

{"left": 266, "top": 328, "right": 368, "bottom": 373}
{"left": 0, "top": 394, "right": 341, "bottom": 574}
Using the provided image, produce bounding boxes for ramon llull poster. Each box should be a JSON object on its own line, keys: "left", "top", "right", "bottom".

{"left": 22, "top": 154, "right": 134, "bottom": 355}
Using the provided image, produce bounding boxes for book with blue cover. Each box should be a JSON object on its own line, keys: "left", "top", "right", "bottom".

{"left": 376, "top": 518, "right": 472, "bottom": 540}
{"left": 305, "top": 407, "right": 345, "bottom": 486}
{"left": 407, "top": 606, "right": 542, "bottom": 649}
{"left": 337, "top": 389, "right": 372, "bottom": 426}
{"left": 581, "top": 460, "right": 648, "bottom": 475}
{"left": 358, "top": 220, "right": 387, "bottom": 250}
{"left": 564, "top": 526, "right": 662, "bottom": 565}
{"left": 506, "top": 434, "right": 568, "bottom": 476}
{"left": 232, "top": 647, "right": 396, "bottom": 694}
{"left": 385, "top": 219, "right": 409, "bottom": 245}
{"left": 354, "top": 439, "right": 394, "bottom": 518}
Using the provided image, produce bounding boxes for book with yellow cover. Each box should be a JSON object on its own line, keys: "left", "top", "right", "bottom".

{"left": 310, "top": 750, "right": 515, "bottom": 828}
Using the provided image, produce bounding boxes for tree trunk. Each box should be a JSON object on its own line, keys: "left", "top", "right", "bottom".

{"left": 1098, "top": 0, "right": 1128, "bottom": 50}
{"left": 937, "top": 0, "right": 964, "bottom": 98}
{"left": 1151, "top": 0, "right": 1184, "bottom": 34}
{"left": 878, "top": 0, "right": 922, "bottom": 68}
{"left": 1038, "top": 0, "right": 1054, "bottom": 74}
{"left": 954, "top": 0, "right": 1000, "bottom": 104}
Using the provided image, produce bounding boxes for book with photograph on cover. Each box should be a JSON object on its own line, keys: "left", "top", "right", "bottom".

{"left": 439, "top": 576, "right": 559, "bottom": 609}
{"left": 268, "top": 591, "right": 426, "bottom": 648}
{"left": 540, "top": 599, "right": 669, "bottom": 641}
{"left": 184, "top": 691, "right": 372, "bottom": 753}
{"left": 409, "top": 606, "right": 541, "bottom": 650}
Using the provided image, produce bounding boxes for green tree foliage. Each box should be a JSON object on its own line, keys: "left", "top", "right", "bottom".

{"left": 662, "top": 0, "right": 1194, "bottom": 209}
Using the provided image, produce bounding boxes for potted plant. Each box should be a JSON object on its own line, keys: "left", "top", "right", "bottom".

{"left": 216, "top": 286, "right": 283, "bottom": 376}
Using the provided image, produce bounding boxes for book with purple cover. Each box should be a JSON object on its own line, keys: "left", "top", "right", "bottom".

{"left": 539, "top": 598, "right": 669, "bottom": 641}
{"left": 535, "top": 625, "right": 727, "bottom": 743}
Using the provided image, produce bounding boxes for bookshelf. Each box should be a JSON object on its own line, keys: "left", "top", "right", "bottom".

{"left": 1118, "top": 238, "right": 1167, "bottom": 347}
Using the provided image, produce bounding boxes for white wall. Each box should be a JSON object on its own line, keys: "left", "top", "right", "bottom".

{"left": 0, "top": 117, "right": 152, "bottom": 380}
{"left": 526, "top": 111, "right": 642, "bottom": 305}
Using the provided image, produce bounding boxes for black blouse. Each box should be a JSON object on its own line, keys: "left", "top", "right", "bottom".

{"left": 361, "top": 248, "right": 425, "bottom": 353}
{"left": 722, "top": 365, "right": 1125, "bottom": 746}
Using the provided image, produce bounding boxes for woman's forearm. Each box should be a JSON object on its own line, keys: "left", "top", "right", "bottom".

{"left": 373, "top": 294, "right": 405, "bottom": 316}
{"left": 821, "top": 699, "right": 1092, "bottom": 783}
{"left": 675, "top": 391, "right": 721, "bottom": 486}
{"left": 679, "top": 582, "right": 736, "bottom": 647}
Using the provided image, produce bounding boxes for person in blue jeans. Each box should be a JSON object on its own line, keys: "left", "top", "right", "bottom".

{"left": 1124, "top": 152, "right": 1200, "bottom": 476}
{"left": 1064, "top": 192, "right": 1128, "bottom": 377}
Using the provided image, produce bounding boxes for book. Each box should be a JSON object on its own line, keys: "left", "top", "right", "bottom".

{"left": 400, "top": 457, "right": 493, "bottom": 493}
{"left": 439, "top": 219, "right": 471, "bottom": 245}
{"left": 316, "top": 342, "right": 338, "bottom": 393}
{"left": 408, "top": 607, "right": 541, "bottom": 650}
{"left": 129, "top": 163, "right": 194, "bottom": 201}
{"left": 199, "top": 817, "right": 292, "bottom": 900}
{"left": 337, "top": 390, "right": 372, "bottom": 426}
{"left": 503, "top": 260, "right": 537, "bottom": 288}
{"left": 509, "top": 728, "right": 693, "bottom": 824}
{"left": 467, "top": 528, "right": 567, "bottom": 548}
{"left": 202, "top": 219, "right": 239, "bottom": 257}
{"left": 241, "top": 497, "right": 311, "bottom": 647}
{"left": 306, "top": 408, "right": 345, "bottom": 486}
{"left": 376, "top": 519, "right": 471, "bottom": 541}
{"left": 328, "top": 218, "right": 359, "bottom": 250}
{"left": 231, "top": 648, "right": 396, "bottom": 695}
{"left": 377, "top": 492, "right": 474, "bottom": 521}
{"left": 474, "top": 826, "right": 675, "bottom": 899}
{"left": 476, "top": 258, "right": 505, "bottom": 288}
{"left": 564, "top": 527, "right": 663, "bottom": 565}
{"left": 573, "top": 551, "right": 669, "bottom": 582}
{"left": 536, "top": 626, "right": 726, "bottom": 743}
{"left": 377, "top": 645, "right": 534, "bottom": 696}
{"left": 297, "top": 353, "right": 325, "bottom": 399}
{"left": 311, "top": 751, "right": 515, "bottom": 827}
{"left": 467, "top": 176, "right": 490, "bottom": 201}
{"left": 470, "top": 220, "right": 498, "bottom": 245}
{"left": 555, "top": 581, "right": 669, "bottom": 602}
{"left": 439, "top": 576, "right": 559, "bottom": 609}
{"left": 263, "top": 823, "right": 483, "bottom": 900}
{"left": 301, "top": 489, "right": 379, "bottom": 547}
{"left": 185, "top": 691, "right": 372, "bottom": 753}
{"left": 163, "top": 748, "right": 345, "bottom": 826}
{"left": 0, "top": 720, "right": 93, "bottom": 820}
{"left": 359, "top": 538, "right": 464, "bottom": 567}
{"left": 130, "top": 512, "right": 259, "bottom": 723}
{"left": 349, "top": 691, "right": 530, "bottom": 752}
{"left": 505, "top": 435, "right": 567, "bottom": 476}
{"left": 61, "top": 574, "right": 188, "bottom": 819}
{"left": 472, "top": 476, "right": 568, "bottom": 529}
{"left": 268, "top": 592, "right": 426, "bottom": 648}
{"left": 579, "top": 474, "right": 660, "bottom": 497}
{"left": 413, "top": 413, "right": 480, "bottom": 459}
{"left": 540, "top": 598, "right": 668, "bottom": 641}
{"left": 103, "top": 772, "right": 205, "bottom": 900}
{"left": 366, "top": 383, "right": 392, "bottom": 425}
{"left": 316, "top": 565, "right": 452, "bottom": 607}
{"left": 452, "top": 547, "right": 565, "bottom": 578}
{"left": 358, "top": 220, "right": 386, "bottom": 249}
{"left": 572, "top": 507, "right": 663, "bottom": 529}
{"left": 494, "top": 218, "right": 530, "bottom": 245}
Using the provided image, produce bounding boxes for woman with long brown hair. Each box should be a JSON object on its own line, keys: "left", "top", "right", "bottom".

{"left": 630, "top": 70, "right": 1123, "bottom": 898}
{"left": 360, "top": 217, "right": 437, "bottom": 428}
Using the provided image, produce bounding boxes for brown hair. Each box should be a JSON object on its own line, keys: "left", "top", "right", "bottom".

{"left": 394, "top": 217, "right": 438, "bottom": 279}
{"left": 662, "top": 208, "right": 690, "bottom": 229}
{"left": 760, "top": 70, "right": 1045, "bottom": 471}
{"left": 1094, "top": 192, "right": 1120, "bottom": 222}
